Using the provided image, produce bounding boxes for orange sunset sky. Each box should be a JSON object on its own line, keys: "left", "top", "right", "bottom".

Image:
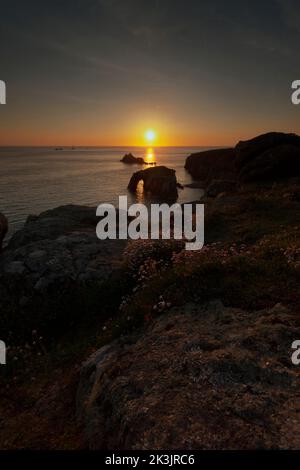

{"left": 0, "top": 0, "right": 299, "bottom": 147}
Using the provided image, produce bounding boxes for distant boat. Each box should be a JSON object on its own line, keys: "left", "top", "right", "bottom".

{"left": 55, "top": 147, "right": 64, "bottom": 151}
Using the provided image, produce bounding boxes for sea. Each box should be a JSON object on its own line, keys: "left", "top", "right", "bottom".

{"left": 0, "top": 146, "right": 214, "bottom": 238}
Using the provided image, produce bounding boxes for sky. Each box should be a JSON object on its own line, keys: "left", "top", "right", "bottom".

{"left": 0, "top": 0, "right": 299, "bottom": 146}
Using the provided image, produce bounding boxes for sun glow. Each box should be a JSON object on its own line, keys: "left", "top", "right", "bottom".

{"left": 145, "top": 129, "right": 156, "bottom": 143}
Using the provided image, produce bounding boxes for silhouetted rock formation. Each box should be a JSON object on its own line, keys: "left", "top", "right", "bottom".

{"left": 184, "top": 148, "right": 236, "bottom": 182}
{"left": 128, "top": 166, "right": 179, "bottom": 200}
{"left": 235, "top": 132, "right": 300, "bottom": 170}
{"left": 121, "top": 153, "right": 144, "bottom": 164}
{"left": 0, "top": 213, "right": 8, "bottom": 251}
{"left": 235, "top": 133, "right": 300, "bottom": 182}
{"left": 185, "top": 132, "right": 300, "bottom": 186}
{"left": 239, "top": 144, "right": 300, "bottom": 182}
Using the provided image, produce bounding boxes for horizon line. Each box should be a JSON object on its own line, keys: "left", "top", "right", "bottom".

{"left": 0, "top": 144, "right": 229, "bottom": 148}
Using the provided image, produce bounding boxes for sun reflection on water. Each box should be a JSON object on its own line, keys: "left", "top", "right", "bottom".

{"left": 135, "top": 148, "right": 157, "bottom": 203}
{"left": 136, "top": 179, "right": 145, "bottom": 203}
{"left": 144, "top": 147, "right": 156, "bottom": 165}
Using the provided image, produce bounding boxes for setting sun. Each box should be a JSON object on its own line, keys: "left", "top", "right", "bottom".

{"left": 145, "top": 129, "right": 156, "bottom": 143}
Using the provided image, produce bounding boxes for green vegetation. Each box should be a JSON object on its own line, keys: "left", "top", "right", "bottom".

{"left": 1, "top": 182, "right": 300, "bottom": 393}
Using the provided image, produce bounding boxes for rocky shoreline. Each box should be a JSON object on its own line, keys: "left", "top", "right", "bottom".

{"left": 0, "top": 131, "right": 300, "bottom": 449}
{"left": 184, "top": 131, "right": 300, "bottom": 194}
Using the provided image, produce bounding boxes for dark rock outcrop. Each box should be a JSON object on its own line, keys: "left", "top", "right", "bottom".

{"left": 206, "top": 179, "right": 237, "bottom": 197}
{"left": 8, "top": 205, "right": 99, "bottom": 250}
{"left": 0, "top": 213, "right": 8, "bottom": 251}
{"left": 121, "top": 153, "right": 145, "bottom": 165}
{"left": 128, "top": 166, "right": 179, "bottom": 200}
{"left": 184, "top": 148, "right": 236, "bottom": 182}
{"left": 185, "top": 133, "right": 300, "bottom": 185}
{"left": 235, "top": 132, "right": 300, "bottom": 170}
{"left": 239, "top": 144, "right": 300, "bottom": 182}
{"left": 2, "top": 205, "right": 127, "bottom": 283}
{"left": 77, "top": 301, "right": 300, "bottom": 450}
{"left": 0, "top": 205, "right": 128, "bottom": 337}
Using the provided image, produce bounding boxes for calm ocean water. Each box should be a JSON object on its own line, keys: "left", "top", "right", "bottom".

{"left": 0, "top": 146, "right": 213, "bottom": 238}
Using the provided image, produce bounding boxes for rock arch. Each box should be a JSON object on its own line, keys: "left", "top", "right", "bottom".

{"left": 128, "top": 166, "right": 179, "bottom": 200}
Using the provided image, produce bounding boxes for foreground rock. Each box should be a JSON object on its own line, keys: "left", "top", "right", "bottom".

{"left": 0, "top": 205, "right": 127, "bottom": 337}
{"left": 8, "top": 205, "right": 98, "bottom": 249}
{"left": 77, "top": 301, "right": 300, "bottom": 449}
{"left": 128, "top": 166, "right": 179, "bottom": 200}
{"left": 121, "top": 153, "right": 145, "bottom": 165}
{"left": 184, "top": 148, "right": 236, "bottom": 182}
{"left": 2, "top": 204, "right": 127, "bottom": 283}
{"left": 0, "top": 212, "right": 8, "bottom": 251}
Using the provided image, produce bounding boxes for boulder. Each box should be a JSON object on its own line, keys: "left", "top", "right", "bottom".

{"left": 77, "top": 301, "right": 300, "bottom": 449}
{"left": 2, "top": 205, "right": 127, "bottom": 282}
{"left": 184, "top": 148, "right": 236, "bottom": 182}
{"left": 128, "top": 166, "right": 179, "bottom": 200}
{"left": 0, "top": 212, "right": 8, "bottom": 251}
{"left": 239, "top": 144, "right": 300, "bottom": 182}
{"left": 0, "top": 205, "right": 128, "bottom": 338}
{"left": 235, "top": 132, "right": 300, "bottom": 170}
{"left": 8, "top": 204, "right": 99, "bottom": 249}
{"left": 121, "top": 153, "right": 144, "bottom": 164}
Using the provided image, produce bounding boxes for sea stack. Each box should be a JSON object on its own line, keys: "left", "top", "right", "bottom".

{"left": 128, "top": 165, "right": 179, "bottom": 200}
{"left": 121, "top": 153, "right": 145, "bottom": 164}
